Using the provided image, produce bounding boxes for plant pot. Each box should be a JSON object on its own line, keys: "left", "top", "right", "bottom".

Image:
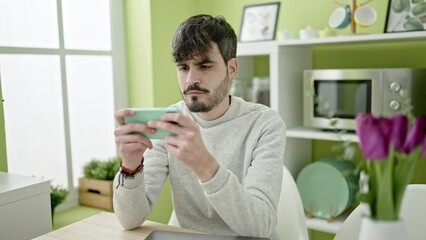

{"left": 359, "top": 217, "right": 407, "bottom": 240}
{"left": 78, "top": 177, "right": 113, "bottom": 211}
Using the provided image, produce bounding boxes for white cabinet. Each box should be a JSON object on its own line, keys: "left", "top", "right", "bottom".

{"left": 0, "top": 172, "right": 52, "bottom": 239}
{"left": 236, "top": 31, "right": 426, "bottom": 234}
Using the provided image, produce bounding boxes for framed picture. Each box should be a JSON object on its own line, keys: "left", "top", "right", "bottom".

{"left": 385, "top": 0, "right": 426, "bottom": 33}
{"left": 239, "top": 2, "right": 280, "bottom": 42}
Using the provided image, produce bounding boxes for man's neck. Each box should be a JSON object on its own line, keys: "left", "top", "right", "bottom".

{"left": 195, "top": 95, "right": 231, "bottom": 121}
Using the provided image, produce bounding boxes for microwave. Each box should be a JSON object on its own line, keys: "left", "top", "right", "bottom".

{"left": 303, "top": 68, "right": 426, "bottom": 130}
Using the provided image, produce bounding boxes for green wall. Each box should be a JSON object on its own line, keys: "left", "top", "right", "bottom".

{"left": 124, "top": 0, "right": 155, "bottom": 107}
{"left": 125, "top": 0, "right": 197, "bottom": 108}
{"left": 314, "top": 41, "right": 426, "bottom": 69}
{"left": 150, "top": 0, "right": 198, "bottom": 107}
{"left": 198, "top": 0, "right": 388, "bottom": 37}
{"left": 0, "top": 78, "right": 7, "bottom": 172}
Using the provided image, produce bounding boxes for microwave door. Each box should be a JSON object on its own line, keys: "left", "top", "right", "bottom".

{"left": 311, "top": 79, "right": 372, "bottom": 130}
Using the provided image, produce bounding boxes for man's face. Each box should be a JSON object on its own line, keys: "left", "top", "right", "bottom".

{"left": 176, "top": 43, "right": 236, "bottom": 113}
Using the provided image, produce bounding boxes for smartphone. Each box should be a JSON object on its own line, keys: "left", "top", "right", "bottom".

{"left": 124, "top": 107, "right": 182, "bottom": 139}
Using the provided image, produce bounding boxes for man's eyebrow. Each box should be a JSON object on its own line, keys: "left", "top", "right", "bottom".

{"left": 176, "top": 59, "right": 215, "bottom": 66}
{"left": 194, "top": 59, "right": 215, "bottom": 65}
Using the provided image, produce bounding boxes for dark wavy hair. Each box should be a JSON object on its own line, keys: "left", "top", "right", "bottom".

{"left": 172, "top": 14, "right": 237, "bottom": 64}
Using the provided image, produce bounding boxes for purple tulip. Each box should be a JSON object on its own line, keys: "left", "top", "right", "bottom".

{"left": 356, "top": 114, "right": 392, "bottom": 160}
{"left": 404, "top": 116, "right": 426, "bottom": 154}
{"left": 389, "top": 115, "right": 409, "bottom": 152}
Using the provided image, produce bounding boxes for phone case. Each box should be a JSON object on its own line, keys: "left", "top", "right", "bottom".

{"left": 124, "top": 107, "right": 181, "bottom": 139}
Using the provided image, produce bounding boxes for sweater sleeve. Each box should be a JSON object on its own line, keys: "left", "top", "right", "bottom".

{"left": 201, "top": 115, "right": 286, "bottom": 238}
{"left": 113, "top": 140, "right": 169, "bottom": 230}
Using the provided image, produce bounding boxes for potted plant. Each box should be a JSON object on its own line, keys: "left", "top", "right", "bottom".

{"left": 50, "top": 184, "right": 69, "bottom": 222}
{"left": 355, "top": 113, "right": 426, "bottom": 240}
{"left": 78, "top": 156, "right": 120, "bottom": 211}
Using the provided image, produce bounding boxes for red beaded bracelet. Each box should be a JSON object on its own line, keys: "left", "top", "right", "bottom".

{"left": 120, "top": 157, "right": 144, "bottom": 175}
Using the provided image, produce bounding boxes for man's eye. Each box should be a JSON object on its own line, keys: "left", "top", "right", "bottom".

{"left": 201, "top": 65, "right": 212, "bottom": 69}
{"left": 178, "top": 66, "right": 188, "bottom": 71}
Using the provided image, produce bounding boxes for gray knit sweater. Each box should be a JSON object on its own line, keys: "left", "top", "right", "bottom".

{"left": 113, "top": 96, "right": 286, "bottom": 240}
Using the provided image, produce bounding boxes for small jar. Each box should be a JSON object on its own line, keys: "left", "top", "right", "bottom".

{"left": 230, "top": 79, "right": 247, "bottom": 100}
{"left": 252, "top": 77, "right": 270, "bottom": 106}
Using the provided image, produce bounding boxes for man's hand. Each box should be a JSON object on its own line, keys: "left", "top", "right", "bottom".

{"left": 114, "top": 109, "right": 155, "bottom": 171}
{"left": 148, "top": 113, "right": 219, "bottom": 182}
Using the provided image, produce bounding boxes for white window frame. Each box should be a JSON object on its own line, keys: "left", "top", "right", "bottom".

{"left": 0, "top": 0, "right": 127, "bottom": 209}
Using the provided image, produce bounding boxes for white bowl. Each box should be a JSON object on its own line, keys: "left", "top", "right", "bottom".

{"left": 355, "top": 6, "right": 377, "bottom": 28}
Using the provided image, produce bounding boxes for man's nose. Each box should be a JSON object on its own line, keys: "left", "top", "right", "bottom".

{"left": 186, "top": 68, "right": 201, "bottom": 85}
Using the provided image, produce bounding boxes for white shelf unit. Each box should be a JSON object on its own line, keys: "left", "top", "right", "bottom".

{"left": 236, "top": 31, "right": 426, "bottom": 234}
{"left": 287, "top": 127, "right": 359, "bottom": 142}
{"left": 305, "top": 212, "right": 350, "bottom": 234}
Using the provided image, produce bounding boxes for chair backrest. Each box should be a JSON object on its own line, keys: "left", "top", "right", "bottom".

{"left": 333, "top": 184, "right": 426, "bottom": 240}
{"left": 400, "top": 184, "right": 426, "bottom": 240}
{"left": 332, "top": 203, "right": 369, "bottom": 240}
{"left": 168, "top": 209, "right": 180, "bottom": 227}
{"left": 276, "top": 166, "right": 309, "bottom": 240}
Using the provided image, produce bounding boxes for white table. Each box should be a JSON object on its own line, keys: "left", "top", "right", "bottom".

{"left": 0, "top": 172, "right": 52, "bottom": 239}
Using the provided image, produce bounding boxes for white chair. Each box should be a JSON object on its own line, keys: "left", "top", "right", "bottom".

{"left": 399, "top": 184, "right": 426, "bottom": 240}
{"left": 168, "top": 209, "right": 179, "bottom": 227}
{"left": 332, "top": 203, "right": 369, "bottom": 240}
{"left": 333, "top": 184, "right": 426, "bottom": 240}
{"left": 169, "top": 166, "right": 309, "bottom": 240}
{"left": 276, "top": 165, "right": 309, "bottom": 240}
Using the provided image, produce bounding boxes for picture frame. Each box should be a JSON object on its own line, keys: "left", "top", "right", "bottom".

{"left": 384, "top": 0, "right": 426, "bottom": 33}
{"left": 239, "top": 2, "right": 280, "bottom": 42}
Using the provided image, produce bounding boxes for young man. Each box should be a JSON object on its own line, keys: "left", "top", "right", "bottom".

{"left": 113, "top": 15, "right": 286, "bottom": 240}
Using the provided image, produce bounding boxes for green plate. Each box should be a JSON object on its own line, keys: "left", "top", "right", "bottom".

{"left": 296, "top": 160, "right": 355, "bottom": 219}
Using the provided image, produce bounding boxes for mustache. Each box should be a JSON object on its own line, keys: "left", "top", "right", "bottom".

{"left": 183, "top": 85, "right": 209, "bottom": 95}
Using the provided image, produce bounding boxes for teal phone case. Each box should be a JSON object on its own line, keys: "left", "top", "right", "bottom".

{"left": 124, "top": 107, "right": 182, "bottom": 139}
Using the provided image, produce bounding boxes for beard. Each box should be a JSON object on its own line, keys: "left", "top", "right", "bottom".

{"left": 183, "top": 73, "right": 231, "bottom": 113}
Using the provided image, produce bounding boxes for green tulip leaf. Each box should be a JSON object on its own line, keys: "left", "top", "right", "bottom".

{"left": 393, "top": 0, "right": 411, "bottom": 13}
{"left": 412, "top": 3, "right": 426, "bottom": 18}
{"left": 403, "top": 17, "right": 424, "bottom": 30}
{"left": 411, "top": 0, "right": 422, "bottom": 4}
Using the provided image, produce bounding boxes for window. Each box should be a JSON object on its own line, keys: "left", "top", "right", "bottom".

{"left": 0, "top": 0, "right": 127, "bottom": 191}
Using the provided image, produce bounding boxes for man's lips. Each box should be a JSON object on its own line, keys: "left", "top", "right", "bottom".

{"left": 186, "top": 90, "right": 206, "bottom": 95}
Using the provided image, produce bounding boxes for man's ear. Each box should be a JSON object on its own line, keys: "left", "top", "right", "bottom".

{"left": 227, "top": 58, "right": 238, "bottom": 80}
